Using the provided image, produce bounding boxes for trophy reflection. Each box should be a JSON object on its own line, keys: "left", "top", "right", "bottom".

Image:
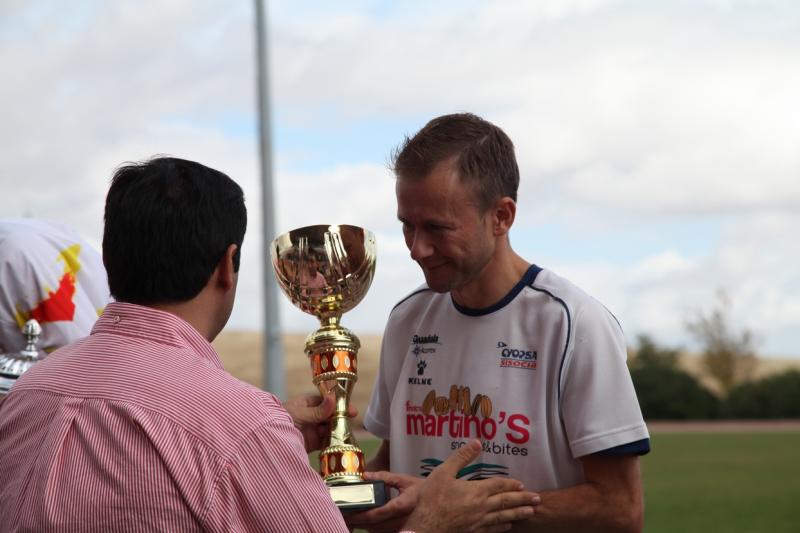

{"left": 271, "top": 224, "right": 386, "bottom": 511}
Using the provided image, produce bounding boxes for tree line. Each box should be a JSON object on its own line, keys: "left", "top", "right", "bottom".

{"left": 628, "top": 291, "right": 800, "bottom": 420}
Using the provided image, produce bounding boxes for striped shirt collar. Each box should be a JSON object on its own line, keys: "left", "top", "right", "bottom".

{"left": 91, "top": 301, "right": 223, "bottom": 369}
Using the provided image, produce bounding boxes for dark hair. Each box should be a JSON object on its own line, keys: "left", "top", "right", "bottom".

{"left": 102, "top": 156, "right": 246, "bottom": 304}
{"left": 392, "top": 113, "right": 520, "bottom": 210}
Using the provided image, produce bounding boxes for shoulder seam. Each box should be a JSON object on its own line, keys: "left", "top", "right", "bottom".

{"left": 528, "top": 285, "right": 572, "bottom": 415}
{"left": 391, "top": 287, "right": 431, "bottom": 312}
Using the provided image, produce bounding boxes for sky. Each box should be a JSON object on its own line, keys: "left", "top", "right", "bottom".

{"left": 1, "top": 0, "right": 798, "bottom": 358}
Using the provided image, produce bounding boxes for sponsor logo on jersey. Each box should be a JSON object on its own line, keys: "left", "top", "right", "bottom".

{"left": 405, "top": 385, "right": 532, "bottom": 474}
{"left": 404, "top": 386, "right": 531, "bottom": 445}
{"left": 410, "top": 334, "right": 439, "bottom": 357}
{"left": 496, "top": 340, "right": 538, "bottom": 370}
{"left": 418, "top": 457, "right": 510, "bottom": 480}
{"left": 411, "top": 343, "right": 436, "bottom": 356}
{"left": 412, "top": 334, "right": 440, "bottom": 345}
{"left": 408, "top": 359, "right": 433, "bottom": 385}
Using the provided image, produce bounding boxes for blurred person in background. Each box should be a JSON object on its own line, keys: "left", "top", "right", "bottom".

{"left": 0, "top": 218, "right": 110, "bottom": 354}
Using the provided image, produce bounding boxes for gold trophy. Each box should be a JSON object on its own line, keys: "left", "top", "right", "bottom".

{"left": 271, "top": 224, "right": 386, "bottom": 511}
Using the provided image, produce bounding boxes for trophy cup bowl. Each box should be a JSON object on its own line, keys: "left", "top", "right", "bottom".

{"left": 271, "top": 224, "right": 385, "bottom": 511}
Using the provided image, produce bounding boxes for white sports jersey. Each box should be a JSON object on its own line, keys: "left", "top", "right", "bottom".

{"left": 364, "top": 265, "right": 649, "bottom": 491}
{"left": 0, "top": 219, "right": 110, "bottom": 353}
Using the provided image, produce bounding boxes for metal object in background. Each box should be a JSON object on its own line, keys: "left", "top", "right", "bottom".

{"left": 254, "top": 0, "right": 284, "bottom": 399}
{"left": 0, "top": 319, "right": 44, "bottom": 398}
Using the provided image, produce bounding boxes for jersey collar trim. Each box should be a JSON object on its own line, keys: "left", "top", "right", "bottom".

{"left": 451, "top": 264, "right": 543, "bottom": 316}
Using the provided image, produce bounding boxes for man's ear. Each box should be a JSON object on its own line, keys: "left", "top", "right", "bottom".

{"left": 491, "top": 197, "right": 517, "bottom": 236}
{"left": 216, "top": 244, "right": 238, "bottom": 291}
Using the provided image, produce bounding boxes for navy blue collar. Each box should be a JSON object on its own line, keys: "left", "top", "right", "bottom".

{"left": 452, "top": 264, "right": 542, "bottom": 316}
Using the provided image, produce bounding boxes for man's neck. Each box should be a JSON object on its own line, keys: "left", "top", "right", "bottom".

{"left": 150, "top": 293, "right": 219, "bottom": 342}
{"left": 451, "top": 250, "right": 530, "bottom": 309}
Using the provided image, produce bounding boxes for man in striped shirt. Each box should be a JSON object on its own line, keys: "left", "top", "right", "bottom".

{"left": 0, "top": 156, "right": 538, "bottom": 532}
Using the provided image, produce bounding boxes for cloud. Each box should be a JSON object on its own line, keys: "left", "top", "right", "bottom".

{"left": 1, "top": 0, "right": 798, "bottom": 358}
{"left": 0, "top": 0, "right": 256, "bottom": 234}
{"left": 275, "top": 163, "right": 397, "bottom": 233}
{"left": 269, "top": 0, "right": 800, "bottom": 219}
{"left": 549, "top": 211, "right": 800, "bottom": 356}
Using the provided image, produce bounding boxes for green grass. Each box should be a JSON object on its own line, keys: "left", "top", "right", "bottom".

{"left": 314, "top": 431, "right": 800, "bottom": 532}
{"left": 642, "top": 431, "right": 800, "bottom": 532}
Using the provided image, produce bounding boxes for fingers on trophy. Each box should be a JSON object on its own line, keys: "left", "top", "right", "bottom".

{"left": 271, "top": 224, "right": 386, "bottom": 511}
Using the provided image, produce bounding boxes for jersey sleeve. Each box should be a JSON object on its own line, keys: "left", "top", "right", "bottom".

{"left": 204, "top": 408, "right": 348, "bottom": 532}
{"left": 558, "top": 300, "right": 650, "bottom": 458}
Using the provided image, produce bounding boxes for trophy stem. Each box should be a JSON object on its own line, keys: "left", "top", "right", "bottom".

{"left": 323, "top": 315, "right": 341, "bottom": 328}
{"left": 306, "top": 323, "right": 364, "bottom": 484}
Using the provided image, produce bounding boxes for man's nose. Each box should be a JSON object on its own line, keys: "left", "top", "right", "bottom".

{"left": 408, "top": 231, "right": 433, "bottom": 261}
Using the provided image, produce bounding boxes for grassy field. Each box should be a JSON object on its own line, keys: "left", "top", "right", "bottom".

{"left": 642, "top": 431, "right": 800, "bottom": 532}
{"left": 314, "top": 430, "right": 800, "bottom": 532}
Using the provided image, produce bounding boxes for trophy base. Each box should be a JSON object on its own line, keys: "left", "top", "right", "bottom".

{"left": 328, "top": 479, "right": 387, "bottom": 512}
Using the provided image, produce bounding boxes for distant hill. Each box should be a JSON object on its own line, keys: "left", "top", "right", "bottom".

{"left": 213, "top": 330, "right": 800, "bottom": 426}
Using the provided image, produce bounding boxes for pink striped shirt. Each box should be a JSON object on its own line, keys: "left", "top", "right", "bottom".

{"left": 0, "top": 302, "right": 348, "bottom": 532}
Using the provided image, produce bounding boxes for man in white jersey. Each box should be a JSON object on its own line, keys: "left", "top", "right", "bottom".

{"left": 351, "top": 113, "right": 649, "bottom": 532}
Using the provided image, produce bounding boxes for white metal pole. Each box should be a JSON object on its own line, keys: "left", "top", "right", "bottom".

{"left": 254, "top": 0, "right": 284, "bottom": 399}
